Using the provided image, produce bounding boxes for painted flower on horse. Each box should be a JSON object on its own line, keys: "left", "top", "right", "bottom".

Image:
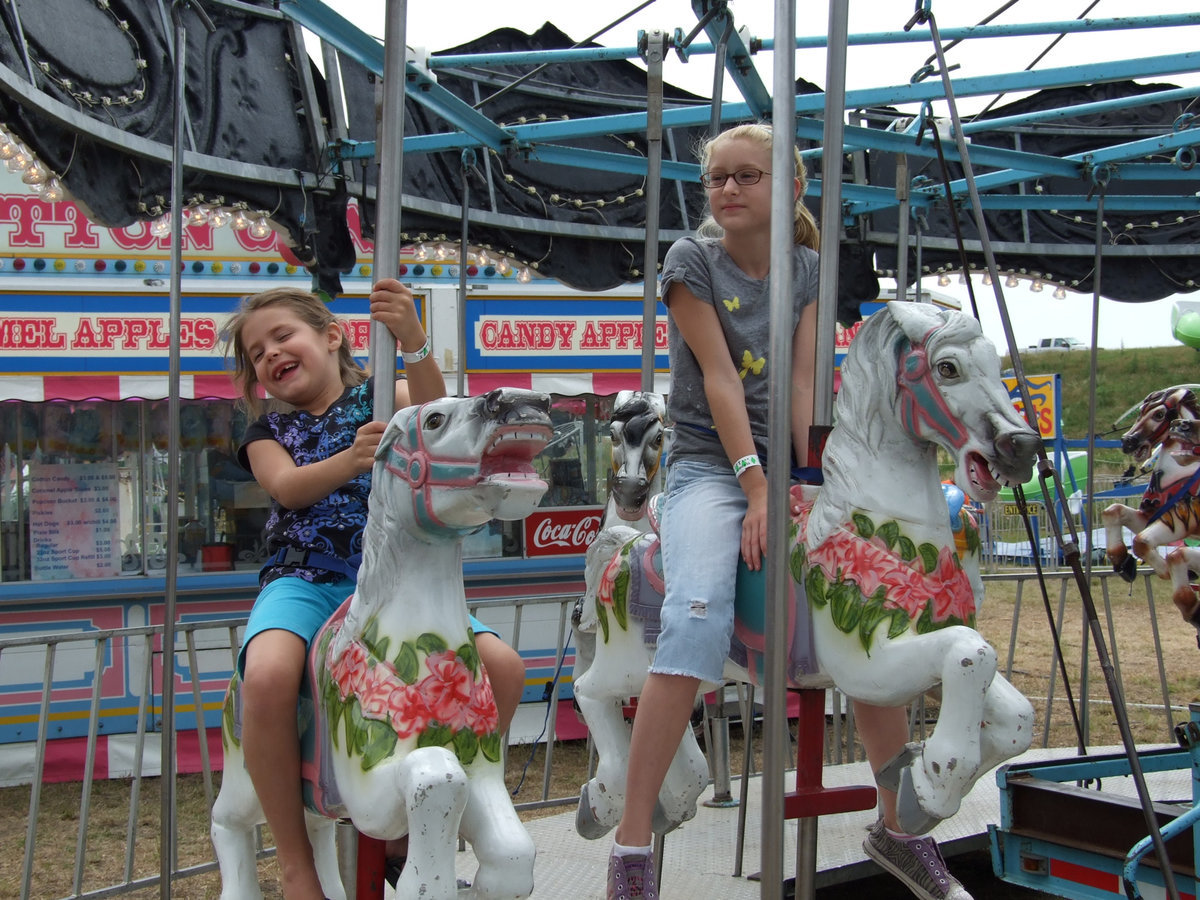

{"left": 792, "top": 498, "right": 979, "bottom": 653}
{"left": 317, "top": 613, "right": 501, "bottom": 770}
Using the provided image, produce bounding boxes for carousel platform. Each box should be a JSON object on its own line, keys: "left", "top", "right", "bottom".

{"left": 447, "top": 745, "right": 1186, "bottom": 899}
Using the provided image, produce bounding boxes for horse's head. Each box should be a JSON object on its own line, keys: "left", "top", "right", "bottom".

{"left": 606, "top": 391, "right": 666, "bottom": 522}
{"left": 886, "top": 301, "right": 1040, "bottom": 503}
{"left": 1122, "top": 387, "right": 1198, "bottom": 462}
{"left": 374, "top": 389, "right": 553, "bottom": 539}
{"left": 1168, "top": 414, "right": 1200, "bottom": 466}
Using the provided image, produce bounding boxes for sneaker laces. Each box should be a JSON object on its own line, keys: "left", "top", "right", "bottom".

{"left": 902, "top": 833, "right": 956, "bottom": 888}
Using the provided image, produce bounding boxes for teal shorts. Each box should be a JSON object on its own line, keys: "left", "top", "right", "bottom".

{"left": 238, "top": 575, "right": 497, "bottom": 677}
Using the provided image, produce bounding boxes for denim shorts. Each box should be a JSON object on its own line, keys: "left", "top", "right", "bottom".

{"left": 649, "top": 458, "right": 747, "bottom": 684}
{"left": 238, "top": 575, "right": 496, "bottom": 677}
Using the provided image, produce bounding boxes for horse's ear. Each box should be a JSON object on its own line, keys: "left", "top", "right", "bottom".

{"left": 376, "top": 406, "right": 411, "bottom": 461}
{"left": 885, "top": 300, "right": 949, "bottom": 342}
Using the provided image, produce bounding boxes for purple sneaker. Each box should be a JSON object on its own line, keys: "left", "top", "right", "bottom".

{"left": 607, "top": 849, "right": 659, "bottom": 900}
{"left": 863, "top": 819, "right": 973, "bottom": 900}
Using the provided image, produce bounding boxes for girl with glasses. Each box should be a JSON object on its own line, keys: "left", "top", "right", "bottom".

{"left": 605, "top": 122, "right": 971, "bottom": 900}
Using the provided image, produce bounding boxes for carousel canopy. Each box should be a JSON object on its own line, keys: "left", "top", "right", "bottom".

{"left": 0, "top": 1, "right": 1196, "bottom": 310}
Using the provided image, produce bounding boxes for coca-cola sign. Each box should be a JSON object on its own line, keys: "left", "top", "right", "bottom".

{"left": 523, "top": 507, "right": 603, "bottom": 556}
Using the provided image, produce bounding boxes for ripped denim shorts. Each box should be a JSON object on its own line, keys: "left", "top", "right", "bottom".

{"left": 649, "top": 457, "right": 747, "bottom": 684}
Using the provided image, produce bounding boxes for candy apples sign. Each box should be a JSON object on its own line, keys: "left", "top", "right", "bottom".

{"left": 523, "top": 508, "right": 602, "bottom": 557}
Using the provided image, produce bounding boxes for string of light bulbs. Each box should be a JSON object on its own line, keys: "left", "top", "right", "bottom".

{"left": 0, "top": 125, "right": 64, "bottom": 202}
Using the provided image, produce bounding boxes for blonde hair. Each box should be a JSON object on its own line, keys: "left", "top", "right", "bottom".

{"left": 698, "top": 122, "right": 820, "bottom": 251}
{"left": 222, "top": 287, "right": 366, "bottom": 415}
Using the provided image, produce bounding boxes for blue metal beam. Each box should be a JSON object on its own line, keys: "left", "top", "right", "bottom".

{"left": 522, "top": 144, "right": 699, "bottom": 183}
{"left": 691, "top": 0, "right": 772, "bottom": 120}
{"left": 929, "top": 128, "right": 1200, "bottom": 200}
{"left": 279, "top": 0, "right": 511, "bottom": 151}
{"left": 783, "top": 13, "right": 1200, "bottom": 53}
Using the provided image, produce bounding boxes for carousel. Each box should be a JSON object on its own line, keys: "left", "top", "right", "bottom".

{"left": 2, "top": 2, "right": 1200, "bottom": 899}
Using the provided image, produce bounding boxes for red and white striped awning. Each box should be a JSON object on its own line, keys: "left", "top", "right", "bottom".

{"left": 2, "top": 372, "right": 672, "bottom": 403}
{"left": 0, "top": 374, "right": 241, "bottom": 403}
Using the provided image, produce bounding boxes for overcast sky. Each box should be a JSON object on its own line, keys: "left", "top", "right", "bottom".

{"left": 309, "top": 1, "right": 1200, "bottom": 349}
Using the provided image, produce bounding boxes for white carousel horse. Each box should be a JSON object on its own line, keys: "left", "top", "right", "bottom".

{"left": 572, "top": 301, "right": 1040, "bottom": 840}
{"left": 1101, "top": 386, "right": 1200, "bottom": 627}
{"left": 601, "top": 389, "right": 666, "bottom": 532}
{"left": 211, "top": 389, "right": 552, "bottom": 900}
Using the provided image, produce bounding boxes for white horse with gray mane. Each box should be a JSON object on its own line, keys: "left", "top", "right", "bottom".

{"left": 211, "top": 389, "right": 552, "bottom": 900}
{"left": 573, "top": 301, "right": 1040, "bottom": 839}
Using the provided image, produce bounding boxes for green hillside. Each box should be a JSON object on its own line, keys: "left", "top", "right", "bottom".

{"left": 1001, "top": 344, "right": 1199, "bottom": 474}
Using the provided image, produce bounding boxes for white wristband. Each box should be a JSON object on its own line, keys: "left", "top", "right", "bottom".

{"left": 733, "top": 454, "right": 761, "bottom": 478}
{"left": 401, "top": 337, "right": 431, "bottom": 364}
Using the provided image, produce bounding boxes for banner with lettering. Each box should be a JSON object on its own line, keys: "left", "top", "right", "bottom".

{"left": 0, "top": 293, "right": 421, "bottom": 377}
{"left": 1002, "top": 373, "right": 1059, "bottom": 439}
{"left": 467, "top": 295, "right": 669, "bottom": 374}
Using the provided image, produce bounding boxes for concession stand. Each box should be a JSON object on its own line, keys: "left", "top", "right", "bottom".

{"left": 0, "top": 167, "right": 669, "bottom": 753}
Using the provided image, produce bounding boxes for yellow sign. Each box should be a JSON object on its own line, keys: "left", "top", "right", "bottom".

{"left": 1002, "top": 374, "right": 1057, "bottom": 439}
{"left": 1001, "top": 502, "right": 1044, "bottom": 516}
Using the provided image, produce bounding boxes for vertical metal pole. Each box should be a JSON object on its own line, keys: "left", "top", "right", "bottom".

{"left": 769, "top": 2, "right": 850, "bottom": 898}
{"left": 457, "top": 151, "right": 473, "bottom": 398}
{"left": 813, "top": 2, "right": 848, "bottom": 421}
{"left": 165, "top": 3, "right": 213, "bottom": 891}
{"left": 370, "top": 0, "right": 410, "bottom": 423}
{"left": 762, "top": 0, "right": 797, "bottom": 896}
{"left": 639, "top": 32, "right": 666, "bottom": 392}
{"left": 894, "top": 154, "right": 910, "bottom": 300}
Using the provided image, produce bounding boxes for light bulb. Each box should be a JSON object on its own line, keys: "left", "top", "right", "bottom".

{"left": 1053, "top": 285, "right": 1067, "bottom": 299}
{"left": 149, "top": 213, "right": 171, "bottom": 237}
{"left": 1030, "top": 278, "right": 1044, "bottom": 293}
{"left": 937, "top": 272, "right": 950, "bottom": 287}
{"left": 958, "top": 271, "right": 969, "bottom": 284}
{"left": 433, "top": 242, "right": 448, "bottom": 260}
{"left": 413, "top": 242, "right": 428, "bottom": 261}
{"left": 208, "top": 207, "right": 232, "bottom": 228}
{"left": 981, "top": 272, "right": 992, "bottom": 286}
{"left": 476, "top": 249, "right": 491, "bottom": 267}
{"left": 231, "top": 208, "right": 250, "bottom": 230}
{"left": 248, "top": 216, "right": 272, "bottom": 239}
{"left": 1005, "top": 273, "right": 1019, "bottom": 288}
{"left": 187, "top": 204, "right": 210, "bottom": 226}
{"left": 39, "top": 177, "right": 63, "bottom": 202}
{"left": 0, "top": 136, "right": 17, "bottom": 160}
{"left": 6, "top": 149, "right": 31, "bottom": 172}
{"left": 495, "top": 256, "right": 510, "bottom": 275}
{"left": 516, "top": 266, "right": 532, "bottom": 284}
{"left": 21, "top": 161, "right": 47, "bottom": 185}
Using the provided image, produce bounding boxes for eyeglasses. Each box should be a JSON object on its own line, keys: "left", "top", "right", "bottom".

{"left": 699, "top": 168, "right": 770, "bottom": 189}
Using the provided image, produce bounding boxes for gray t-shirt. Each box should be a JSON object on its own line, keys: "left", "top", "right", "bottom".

{"left": 660, "top": 235, "right": 819, "bottom": 467}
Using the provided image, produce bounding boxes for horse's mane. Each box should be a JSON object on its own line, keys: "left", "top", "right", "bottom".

{"left": 612, "top": 395, "right": 654, "bottom": 423}
{"left": 810, "top": 305, "right": 980, "bottom": 546}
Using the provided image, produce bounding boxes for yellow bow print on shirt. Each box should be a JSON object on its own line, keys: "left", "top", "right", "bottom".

{"left": 739, "top": 349, "right": 765, "bottom": 379}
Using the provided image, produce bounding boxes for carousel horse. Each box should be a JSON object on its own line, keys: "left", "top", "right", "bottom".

{"left": 600, "top": 390, "right": 666, "bottom": 532}
{"left": 211, "top": 389, "right": 552, "bottom": 900}
{"left": 1102, "top": 386, "right": 1200, "bottom": 626}
{"left": 571, "top": 301, "right": 1040, "bottom": 840}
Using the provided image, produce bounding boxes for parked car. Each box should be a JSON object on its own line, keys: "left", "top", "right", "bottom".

{"left": 1025, "top": 337, "right": 1085, "bottom": 352}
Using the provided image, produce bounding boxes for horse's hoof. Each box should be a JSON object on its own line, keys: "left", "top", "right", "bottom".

{"left": 575, "top": 782, "right": 614, "bottom": 840}
{"left": 651, "top": 799, "right": 680, "bottom": 836}
{"left": 874, "top": 741, "right": 922, "bottom": 793}
{"left": 894, "top": 765, "right": 945, "bottom": 836}
{"left": 1116, "top": 555, "right": 1138, "bottom": 583}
